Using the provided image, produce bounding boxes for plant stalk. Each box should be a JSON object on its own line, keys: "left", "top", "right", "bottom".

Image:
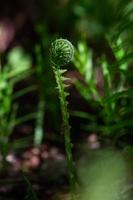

{"left": 53, "top": 65, "right": 77, "bottom": 200}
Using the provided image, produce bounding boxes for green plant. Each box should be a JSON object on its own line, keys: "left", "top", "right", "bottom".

{"left": 50, "top": 39, "right": 77, "bottom": 200}
{"left": 0, "top": 47, "right": 36, "bottom": 170}
{"left": 34, "top": 24, "right": 59, "bottom": 145}
{"left": 34, "top": 44, "right": 45, "bottom": 146}
{"left": 73, "top": 38, "right": 133, "bottom": 147}
{"left": 73, "top": 41, "right": 100, "bottom": 102}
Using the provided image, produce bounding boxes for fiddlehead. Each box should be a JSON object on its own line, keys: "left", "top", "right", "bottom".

{"left": 50, "top": 38, "right": 74, "bottom": 66}
{"left": 50, "top": 39, "right": 77, "bottom": 200}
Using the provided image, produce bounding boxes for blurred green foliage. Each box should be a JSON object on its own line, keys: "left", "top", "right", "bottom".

{"left": 0, "top": 1, "right": 133, "bottom": 200}
{"left": 78, "top": 150, "right": 130, "bottom": 200}
{"left": 0, "top": 0, "right": 133, "bottom": 179}
{"left": 0, "top": 47, "right": 35, "bottom": 168}
{"left": 72, "top": 37, "right": 133, "bottom": 146}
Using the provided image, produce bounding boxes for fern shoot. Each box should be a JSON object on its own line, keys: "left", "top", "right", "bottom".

{"left": 50, "top": 39, "right": 77, "bottom": 200}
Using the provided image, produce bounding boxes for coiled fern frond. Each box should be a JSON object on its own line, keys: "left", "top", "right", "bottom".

{"left": 50, "top": 38, "right": 74, "bottom": 66}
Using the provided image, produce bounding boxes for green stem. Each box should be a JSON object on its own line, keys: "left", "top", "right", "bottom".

{"left": 34, "top": 94, "right": 45, "bottom": 145}
{"left": 53, "top": 66, "right": 77, "bottom": 200}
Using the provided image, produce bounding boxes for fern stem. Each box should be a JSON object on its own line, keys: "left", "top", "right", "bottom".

{"left": 53, "top": 65, "right": 77, "bottom": 200}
